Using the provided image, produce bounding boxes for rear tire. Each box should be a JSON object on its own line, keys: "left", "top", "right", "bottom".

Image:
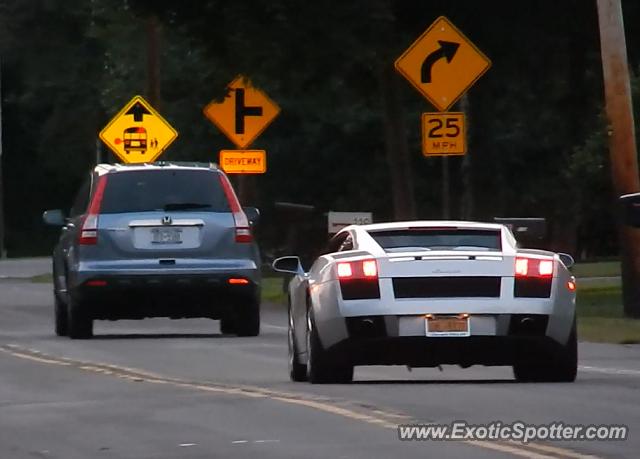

{"left": 235, "top": 298, "right": 260, "bottom": 337}
{"left": 288, "top": 306, "right": 307, "bottom": 382}
{"left": 513, "top": 321, "right": 577, "bottom": 383}
{"left": 54, "top": 295, "right": 68, "bottom": 337}
{"left": 306, "top": 314, "right": 353, "bottom": 384}
{"left": 67, "top": 298, "right": 93, "bottom": 339}
{"left": 219, "top": 317, "right": 236, "bottom": 335}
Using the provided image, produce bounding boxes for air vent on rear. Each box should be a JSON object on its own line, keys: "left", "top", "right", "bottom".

{"left": 392, "top": 276, "right": 501, "bottom": 298}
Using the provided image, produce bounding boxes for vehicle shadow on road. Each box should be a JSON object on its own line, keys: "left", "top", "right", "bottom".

{"left": 90, "top": 333, "right": 229, "bottom": 340}
{"left": 350, "top": 379, "right": 516, "bottom": 385}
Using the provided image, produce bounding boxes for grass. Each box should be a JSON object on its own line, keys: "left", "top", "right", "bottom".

{"left": 577, "top": 285, "right": 640, "bottom": 344}
{"left": 572, "top": 261, "right": 620, "bottom": 278}
{"left": 29, "top": 273, "right": 53, "bottom": 283}
{"left": 262, "top": 276, "right": 287, "bottom": 304}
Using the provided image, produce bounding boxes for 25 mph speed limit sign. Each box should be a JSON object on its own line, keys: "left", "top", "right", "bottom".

{"left": 422, "top": 112, "right": 466, "bottom": 156}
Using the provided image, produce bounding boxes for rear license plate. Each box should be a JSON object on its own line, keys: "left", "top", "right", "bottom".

{"left": 151, "top": 227, "right": 183, "bottom": 244}
{"left": 426, "top": 316, "right": 470, "bottom": 337}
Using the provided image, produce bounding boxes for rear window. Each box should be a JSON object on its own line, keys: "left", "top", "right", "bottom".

{"left": 368, "top": 228, "right": 502, "bottom": 252}
{"left": 100, "top": 170, "right": 230, "bottom": 214}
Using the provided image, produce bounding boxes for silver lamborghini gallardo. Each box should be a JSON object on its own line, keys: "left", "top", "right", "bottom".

{"left": 273, "top": 221, "right": 577, "bottom": 384}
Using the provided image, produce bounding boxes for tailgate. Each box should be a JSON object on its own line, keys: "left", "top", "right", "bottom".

{"left": 96, "top": 212, "right": 237, "bottom": 259}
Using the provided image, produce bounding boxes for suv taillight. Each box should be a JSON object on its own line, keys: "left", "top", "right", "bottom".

{"left": 337, "top": 259, "right": 380, "bottom": 300}
{"left": 79, "top": 176, "right": 108, "bottom": 245}
{"left": 218, "top": 173, "right": 252, "bottom": 243}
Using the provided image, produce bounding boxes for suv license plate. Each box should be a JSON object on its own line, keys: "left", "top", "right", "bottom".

{"left": 426, "top": 316, "right": 470, "bottom": 337}
{"left": 151, "top": 228, "right": 183, "bottom": 244}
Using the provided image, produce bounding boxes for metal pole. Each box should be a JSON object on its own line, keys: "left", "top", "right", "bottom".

{"left": 0, "top": 58, "right": 6, "bottom": 258}
{"left": 442, "top": 156, "right": 450, "bottom": 219}
{"left": 597, "top": 0, "right": 640, "bottom": 317}
{"left": 459, "top": 93, "right": 473, "bottom": 220}
{"left": 146, "top": 15, "right": 161, "bottom": 108}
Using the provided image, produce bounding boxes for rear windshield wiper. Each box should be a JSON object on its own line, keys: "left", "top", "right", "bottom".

{"left": 163, "top": 203, "right": 211, "bottom": 211}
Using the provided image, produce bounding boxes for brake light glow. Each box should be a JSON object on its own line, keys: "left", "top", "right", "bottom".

{"left": 337, "top": 259, "right": 378, "bottom": 280}
{"left": 515, "top": 257, "right": 554, "bottom": 278}
{"left": 337, "top": 263, "right": 353, "bottom": 278}
{"left": 515, "top": 258, "right": 529, "bottom": 276}
{"left": 538, "top": 260, "right": 554, "bottom": 276}
{"left": 567, "top": 280, "right": 576, "bottom": 291}
{"left": 218, "top": 173, "right": 252, "bottom": 243}
{"left": 362, "top": 260, "right": 378, "bottom": 277}
{"left": 79, "top": 175, "right": 108, "bottom": 245}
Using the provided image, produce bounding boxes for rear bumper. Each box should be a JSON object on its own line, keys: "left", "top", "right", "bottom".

{"left": 69, "top": 272, "right": 259, "bottom": 320}
{"left": 326, "top": 334, "right": 566, "bottom": 368}
{"left": 317, "top": 313, "right": 573, "bottom": 367}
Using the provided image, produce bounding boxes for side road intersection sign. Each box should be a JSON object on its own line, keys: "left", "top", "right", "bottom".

{"left": 204, "top": 76, "right": 280, "bottom": 149}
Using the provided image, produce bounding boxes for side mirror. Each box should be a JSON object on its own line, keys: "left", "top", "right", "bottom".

{"left": 558, "top": 253, "right": 575, "bottom": 269}
{"left": 43, "top": 209, "right": 65, "bottom": 226}
{"left": 244, "top": 207, "right": 260, "bottom": 226}
{"left": 272, "top": 256, "right": 304, "bottom": 275}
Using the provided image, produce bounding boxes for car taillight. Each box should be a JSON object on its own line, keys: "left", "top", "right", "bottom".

{"left": 362, "top": 260, "right": 378, "bottom": 277}
{"left": 337, "top": 259, "right": 378, "bottom": 280}
{"left": 337, "top": 262, "right": 353, "bottom": 278}
{"left": 228, "top": 278, "right": 250, "bottom": 285}
{"left": 79, "top": 176, "right": 108, "bottom": 245}
{"left": 218, "top": 173, "right": 252, "bottom": 243}
{"left": 514, "top": 256, "right": 554, "bottom": 298}
{"left": 515, "top": 257, "right": 554, "bottom": 278}
{"left": 338, "top": 259, "right": 380, "bottom": 300}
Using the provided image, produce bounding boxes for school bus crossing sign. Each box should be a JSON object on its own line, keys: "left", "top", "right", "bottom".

{"left": 99, "top": 96, "right": 178, "bottom": 163}
{"left": 203, "top": 76, "right": 280, "bottom": 149}
{"left": 395, "top": 16, "right": 491, "bottom": 111}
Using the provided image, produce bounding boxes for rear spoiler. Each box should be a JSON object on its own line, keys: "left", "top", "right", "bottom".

{"left": 493, "top": 218, "right": 546, "bottom": 244}
{"left": 619, "top": 193, "right": 640, "bottom": 227}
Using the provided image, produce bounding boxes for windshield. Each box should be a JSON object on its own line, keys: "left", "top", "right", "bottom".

{"left": 368, "top": 229, "right": 502, "bottom": 252}
{"left": 99, "top": 170, "right": 230, "bottom": 214}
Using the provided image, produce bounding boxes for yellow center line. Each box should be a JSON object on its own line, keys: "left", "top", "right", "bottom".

{"left": 0, "top": 344, "right": 601, "bottom": 459}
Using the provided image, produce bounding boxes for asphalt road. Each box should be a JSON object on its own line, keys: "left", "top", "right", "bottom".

{"left": 1, "top": 280, "right": 639, "bottom": 459}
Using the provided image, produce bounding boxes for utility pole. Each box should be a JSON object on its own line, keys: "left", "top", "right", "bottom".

{"left": 0, "top": 58, "right": 5, "bottom": 258}
{"left": 442, "top": 157, "right": 450, "bottom": 219}
{"left": 597, "top": 0, "right": 640, "bottom": 317}
{"left": 459, "top": 94, "right": 473, "bottom": 220}
{"left": 146, "top": 15, "right": 161, "bottom": 108}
